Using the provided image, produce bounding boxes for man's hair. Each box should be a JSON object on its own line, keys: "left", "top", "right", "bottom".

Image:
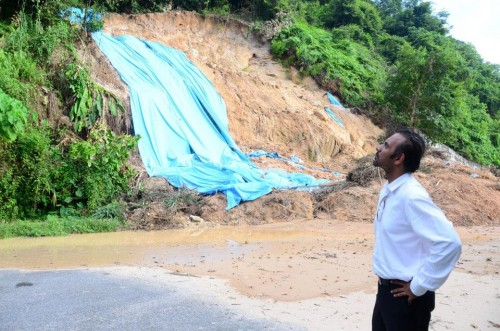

{"left": 390, "top": 128, "right": 426, "bottom": 173}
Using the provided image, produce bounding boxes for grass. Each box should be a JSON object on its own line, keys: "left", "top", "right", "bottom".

{"left": 165, "top": 189, "right": 202, "bottom": 211}
{"left": 0, "top": 215, "right": 124, "bottom": 239}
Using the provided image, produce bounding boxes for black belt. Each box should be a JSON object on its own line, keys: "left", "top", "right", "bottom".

{"left": 378, "top": 277, "right": 394, "bottom": 286}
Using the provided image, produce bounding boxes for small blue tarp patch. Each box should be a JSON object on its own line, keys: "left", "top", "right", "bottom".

{"left": 324, "top": 107, "right": 344, "bottom": 128}
{"left": 326, "top": 92, "right": 345, "bottom": 109}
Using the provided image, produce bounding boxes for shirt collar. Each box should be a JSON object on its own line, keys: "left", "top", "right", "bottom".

{"left": 380, "top": 172, "right": 412, "bottom": 199}
{"left": 387, "top": 172, "right": 412, "bottom": 193}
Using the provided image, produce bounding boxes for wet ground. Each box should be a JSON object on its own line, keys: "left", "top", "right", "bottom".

{"left": 1, "top": 221, "right": 499, "bottom": 330}
{"left": 0, "top": 220, "right": 376, "bottom": 301}
{"left": 1, "top": 220, "right": 499, "bottom": 302}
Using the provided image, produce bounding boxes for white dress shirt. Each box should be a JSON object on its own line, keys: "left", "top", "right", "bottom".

{"left": 373, "top": 173, "right": 462, "bottom": 296}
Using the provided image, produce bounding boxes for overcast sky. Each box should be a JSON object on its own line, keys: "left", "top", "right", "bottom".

{"left": 430, "top": 0, "right": 500, "bottom": 65}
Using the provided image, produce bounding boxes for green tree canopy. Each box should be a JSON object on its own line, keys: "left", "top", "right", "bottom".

{"left": 325, "top": 0, "right": 382, "bottom": 35}
{"left": 375, "top": 0, "right": 448, "bottom": 37}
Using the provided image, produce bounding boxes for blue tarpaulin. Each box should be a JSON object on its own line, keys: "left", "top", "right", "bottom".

{"left": 324, "top": 107, "right": 344, "bottom": 128}
{"left": 92, "top": 32, "right": 328, "bottom": 209}
{"left": 62, "top": 7, "right": 101, "bottom": 24}
{"left": 326, "top": 92, "right": 345, "bottom": 109}
{"left": 248, "top": 150, "right": 342, "bottom": 177}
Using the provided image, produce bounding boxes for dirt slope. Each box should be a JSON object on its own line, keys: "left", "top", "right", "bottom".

{"left": 82, "top": 11, "right": 500, "bottom": 228}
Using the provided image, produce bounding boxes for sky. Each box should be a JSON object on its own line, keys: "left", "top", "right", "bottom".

{"left": 431, "top": 0, "right": 500, "bottom": 65}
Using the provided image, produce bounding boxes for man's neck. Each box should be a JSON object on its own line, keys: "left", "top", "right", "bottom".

{"left": 386, "top": 170, "right": 407, "bottom": 183}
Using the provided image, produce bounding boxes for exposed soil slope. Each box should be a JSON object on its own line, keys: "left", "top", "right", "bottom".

{"left": 82, "top": 11, "right": 500, "bottom": 228}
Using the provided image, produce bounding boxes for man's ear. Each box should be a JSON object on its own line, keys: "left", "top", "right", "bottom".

{"left": 394, "top": 153, "right": 405, "bottom": 166}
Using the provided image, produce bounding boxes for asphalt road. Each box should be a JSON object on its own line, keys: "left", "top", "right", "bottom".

{"left": 0, "top": 268, "right": 305, "bottom": 331}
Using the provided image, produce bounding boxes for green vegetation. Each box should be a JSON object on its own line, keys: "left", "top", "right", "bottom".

{"left": 0, "top": 120, "right": 137, "bottom": 225}
{"left": 0, "top": 88, "right": 30, "bottom": 142}
{"left": 271, "top": 21, "right": 387, "bottom": 106}
{"left": 0, "top": 215, "right": 123, "bottom": 239}
{"left": 0, "top": 1, "right": 137, "bottom": 237}
{"left": 65, "top": 62, "right": 126, "bottom": 133}
{"left": 1, "top": 0, "right": 499, "bottom": 237}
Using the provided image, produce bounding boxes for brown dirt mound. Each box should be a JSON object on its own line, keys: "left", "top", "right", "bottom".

{"left": 84, "top": 11, "right": 499, "bottom": 228}
{"left": 346, "top": 155, "right": 381, "bottom": 186}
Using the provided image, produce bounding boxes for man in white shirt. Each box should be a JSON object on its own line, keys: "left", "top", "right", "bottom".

{"left": 371, "top": 128, "right": 462, "bottom": 331}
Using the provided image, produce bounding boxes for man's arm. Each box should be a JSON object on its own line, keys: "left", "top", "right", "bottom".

{"left": 406, "top": 195, "right": 462, "bottom": 296}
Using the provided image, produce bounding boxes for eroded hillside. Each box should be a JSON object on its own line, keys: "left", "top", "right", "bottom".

{"left": 81, "top": 11, "right": 500, "bottom": 228}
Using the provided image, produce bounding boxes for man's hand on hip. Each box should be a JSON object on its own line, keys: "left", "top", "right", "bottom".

{"left": 390, "top": 280, "right": 417, "bottom": 304}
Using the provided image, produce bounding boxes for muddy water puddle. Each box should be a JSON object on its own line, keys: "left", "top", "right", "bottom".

{"left": 0, "top": 221, "right": 378, "bottom": 300}
{"left": 0, "top": 221, "right": 367, "bottom": 268}
{"left": 2, "top": 221, "right": 496, "bottom": 301}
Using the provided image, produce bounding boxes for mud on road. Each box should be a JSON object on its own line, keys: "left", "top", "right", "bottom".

{"left": 1, "top": 220, "right": 499, "bottom": 330}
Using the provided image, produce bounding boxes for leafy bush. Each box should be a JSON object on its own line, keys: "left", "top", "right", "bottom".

{"left": 326, "top": 0, "right": 382, "bottom": 35}
{"left": 62, "top": 125, "right": 139, "bottom": 211}
{"left": 0, "top": 10, "right": 75, "bottom": 115}
{"left": 0, "top": 126, "right": 54, "bottom": 220}
{"left": 0, "top": 125, "right": 138, "bottom": 221}
{"left": 376, "top": 33, "right": 409, "bottom": 65}
{"left": 93, "top": 201, "right": 127, "bottom": 220}
{"left": 0, "top": 49, "right": 45, "bottom": 105}
{"left": 0, "top": 4, "right": 139, "bottom": 226}
{"left": 99, "top": 0, "right": 168, "bottom": 14}
{"left": 0, "top": 166, "right": 19, "bottom": 221}
{"left": 65, "top": 63, "right": 126, "bottom": 133}
{"left": 271, "top": 21, "right": 387, "bottom": 107}
{"left": 0, "top": 88, "right": 29, "bottom": 142}
{"left": 6, "top": 11, "right": 76, "bottom": 66}
{"left": 331, "top": 24, "right": 374, "bottom": 49}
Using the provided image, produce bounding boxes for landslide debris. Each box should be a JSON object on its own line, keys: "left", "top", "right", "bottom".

{"left": 82, "top": 11, "right": 500, "bottom": 229}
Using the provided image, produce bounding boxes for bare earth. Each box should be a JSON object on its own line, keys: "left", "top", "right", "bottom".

{"left": 48, "top": 9, "right": 500, "bottom": 330}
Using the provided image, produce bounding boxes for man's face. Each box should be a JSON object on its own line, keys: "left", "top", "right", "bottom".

{"left": 373, "top": 133, "right": 406, "bottom": 172}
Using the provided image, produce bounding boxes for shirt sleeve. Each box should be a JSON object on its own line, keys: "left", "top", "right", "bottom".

{"left": 405, "top": 194, "right": 462, "bottom": 296}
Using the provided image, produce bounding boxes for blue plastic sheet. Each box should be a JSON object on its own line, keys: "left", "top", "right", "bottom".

{"left": 61, "top": 8, "right": 101, "bottom": 27}
{"left": 326, "top": 92, "right": 345, "bottom": 109}
{"left": 92, "top": 32, "right": 328, "bottom": 209}
{"left": 248, "top": 150, "right": 342, "bottom": 177}
{"left": 324, "top": 107, "right": 344, "bottom": 128}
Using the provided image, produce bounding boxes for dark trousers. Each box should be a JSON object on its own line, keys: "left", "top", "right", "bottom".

{"left": 372, "top": 282, "right": 435, "bottom": 331}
